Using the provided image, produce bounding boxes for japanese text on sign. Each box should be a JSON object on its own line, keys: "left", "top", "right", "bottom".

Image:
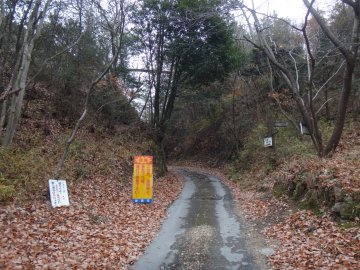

{"left": 132, "top": 156, "right": 153, "bottom": 203}
{"left": 49, "top": 179, "right": 70, "bottom": 208}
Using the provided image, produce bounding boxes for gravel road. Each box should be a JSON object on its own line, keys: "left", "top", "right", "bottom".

{"left": 134, "top": 169, "right": 263, "bottom": 270}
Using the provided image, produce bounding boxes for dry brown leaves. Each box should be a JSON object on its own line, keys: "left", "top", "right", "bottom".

{"left": 179, "top": 165, "right": 360, "bottom": 269}
{"left": 0, "top": 171, "right": 183, "bottom": 269}
{"left": 273, "top": 129, "right": 360, "bottom": 194}
{"left": 264, "top": 211, "right": 360, "bottom": 270}
{"left": 226, "top": 178, "right": 360, "bottom": 269}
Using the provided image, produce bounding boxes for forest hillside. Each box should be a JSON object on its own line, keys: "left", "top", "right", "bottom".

{"left": 0, "top": 79, "right": 185, "bottom": 268}
{"left": 0, "top": 0, "right": 360, "bottom": 269}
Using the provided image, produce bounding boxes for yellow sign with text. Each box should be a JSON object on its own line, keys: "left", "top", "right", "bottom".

{"left": 132, "top": 156, "right": 153, "bottom": 203}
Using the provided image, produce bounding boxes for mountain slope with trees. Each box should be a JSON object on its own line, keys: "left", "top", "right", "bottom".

{"left": 0, "top": 0, "right": 359, "bottom": 268}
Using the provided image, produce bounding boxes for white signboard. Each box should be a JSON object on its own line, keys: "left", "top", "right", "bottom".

{"left": 49, "top": 180, "right": 70, "bottom": 208}
{"left": 300, "top": 122, "right": 311, "bottom": 135}
{"left": 263, "top": 137, "right": 273, "bottom": 147}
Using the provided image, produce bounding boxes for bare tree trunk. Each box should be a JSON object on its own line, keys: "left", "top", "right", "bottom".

{"left": 324, "top": 88, "right": 331, "bottom": 119}
{"left": 2, "top": 0, "right": 52, "bottom": 146}
{"left": 54, "top": 52, "right": 120, "bottom": 179}
{"left": 0, "top": 0, "right": 5, "bottom": 30}
{"left": 242, "top": 4, "right": 324, "bottom": 155}
{"left": 0, "top": 99, "right": 6, "bottom": 136}
{"left": 153, "top": 23, "right": 165, "bottom": 128}
{"left": 323, "top": 62, "right": 356, "bottom": 154}
{"left": 241, "top": 0, "right": 360, "bottom": 156}
{"left": 3, "top": 41, "right": 34, "bottom": 145}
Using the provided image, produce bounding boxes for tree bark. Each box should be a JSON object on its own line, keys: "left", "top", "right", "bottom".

{"left": 242, "top": 0, "right": 360, "bottom": 156}
{"left": 2, "top": 0, "right": 52, "bottom": 146}
{"left": 303, "top": 0, "right": 360, "bottom": 155}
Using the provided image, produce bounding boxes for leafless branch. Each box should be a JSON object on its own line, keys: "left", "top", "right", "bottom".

{"left": 240, "top": 5, "right": 302, "bottom": 31}
{"left": 317, "top": 50, "right": 342, "bottom": 66}
{"left": 313, "top": 60, "right": 346, "bottom": 100}
{"left": 0, "top": 88, "right": 21, "bottom": 102}
{"left": 303, "top": 0, "right": 350, "bottom": 59}
{"left": 28, "top": 33, "right": 84, "bottom": 86}
{"left": 302, "top": 0, "right": 316, "bottom": 78}
{"left": 272, "top": 95, "right": 301, "bottom": 132}
{"left": 289, "top": 48, "right": 300, "bottom": 90}
{"left": 316, "top": 98, "right": 334, "bottom": 115}
{"left": 54, "top": 4, "right": 124, "bottom": 179}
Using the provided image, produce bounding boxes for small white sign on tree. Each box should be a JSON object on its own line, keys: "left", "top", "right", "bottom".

{"left": 49, "top": 180, "right": 70, "bottom": 208}
{"left": 263, "top": 136, "right": 273, "bottom": 147}
{"left": 300, "top": 122, "right": 311, "bottom": 135}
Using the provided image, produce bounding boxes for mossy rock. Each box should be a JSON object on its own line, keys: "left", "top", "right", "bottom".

{"left": 332, "top": 202, "right": 360, "bottom": 220}
{"left": 352, "top": 190, "right": 360, "bottom": 202}
{"left": 287, "top": 180, "right": 296, "bottom": 196}
{"left": 333, "top": 186, "right": 346, "bottom": 202}
{"left": 293, "top": 171, "right": 311, "bottom": 182}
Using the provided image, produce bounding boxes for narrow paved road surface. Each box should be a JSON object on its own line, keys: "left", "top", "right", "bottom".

{"left": 134, "top": 169, "right": 260, "bottom": 270}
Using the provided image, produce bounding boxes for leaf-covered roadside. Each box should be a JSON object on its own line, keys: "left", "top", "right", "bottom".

{"left": 0, "top": 171, "right": 183, "bottom": 269}
{"left": 180, "top": 165, "right": 360, "bottom": 269}
{"left": 231, "top": 188, "right": 359, "bottom": 269}
{"left": 265, "top": 210, "right": 359, "bottom": 269}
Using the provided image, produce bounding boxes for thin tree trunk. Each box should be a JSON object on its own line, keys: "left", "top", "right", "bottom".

{"left": 325, "top": 88, "right": 331, "bottom": 119}
{"left": 323, "top": 63, "right": 355, "bottom": 154}
{"left": 2, "top": 0, "right": 52, "bottom": 146}
{"left": 3, "top": 41, "right": 34, "bottom": 145}
{"left": 0, "top": 99, "right": 7, "bottom": 136}
{"left": 53, "top": 16, "right": 123, "bottom": 179}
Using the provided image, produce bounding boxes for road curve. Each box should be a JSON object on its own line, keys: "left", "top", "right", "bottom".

{"left": 134, "top": 169, "right": 260, "bottom": 270}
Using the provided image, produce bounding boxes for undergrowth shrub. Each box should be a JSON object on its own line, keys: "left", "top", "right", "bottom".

{"left": 89, "top": 77, "right": 138, "bottom": 126}
{"left": 0, "top": 107, "right": 154, "bottom": 203}
{"left": 0, "top": 174, "right": 15, "bottom": 202}
{"left": 0, "top": 147, "right": 54, "bottom": 202}
{"left": 227, "top": 122, "right": 315, "bottom": 184}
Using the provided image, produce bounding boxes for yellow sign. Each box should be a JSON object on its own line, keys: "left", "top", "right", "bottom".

{"left": 132, "top": 156, "right": 153, "bottom": 203}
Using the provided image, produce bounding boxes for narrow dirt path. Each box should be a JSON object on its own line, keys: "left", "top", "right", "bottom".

{"left": 134, "top": 169, "right": 261, "bottom": 270}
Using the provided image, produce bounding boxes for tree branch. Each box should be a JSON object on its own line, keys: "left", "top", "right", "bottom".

{"left": 0, "top": 88, "right": 21, "bottom": 102}
{"left": 53, "top": 5, "right": 124, "bottom": 179}
{"left": 272, "top": 95, "right": 301, "bottom": 133}
{"left": 289, "top": 48, "right": 300, "bottom": 90}
{"left": 313, "top": 60, "right": 346, "bottom": 100}
{"left": 28, "top": 33, "right": 84, "bottom": 86}
{"left": 303, "top": 0, "right": 350, "bottom": 59}
{"left": 316, "top": 98, "right": 334, "bottom": 115}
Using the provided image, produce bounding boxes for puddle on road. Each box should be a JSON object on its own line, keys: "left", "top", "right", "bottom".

{"left": 210, "top": 176, "right": 253, "bottom": 269}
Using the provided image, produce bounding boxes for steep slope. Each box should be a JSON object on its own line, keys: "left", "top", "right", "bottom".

{"left": 0, "top": 82, "right": 184, "bottom": 269}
